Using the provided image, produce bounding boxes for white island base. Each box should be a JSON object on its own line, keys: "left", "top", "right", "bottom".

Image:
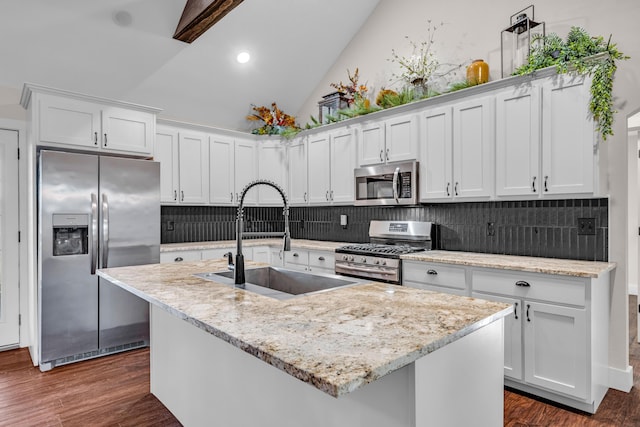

{"left": 150, "top": 305, "right": 505, "bottom": 427}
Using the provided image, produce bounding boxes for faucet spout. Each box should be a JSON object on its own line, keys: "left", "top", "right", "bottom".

{"left": 235, "top": 180, "right": 291, "bottom": 286}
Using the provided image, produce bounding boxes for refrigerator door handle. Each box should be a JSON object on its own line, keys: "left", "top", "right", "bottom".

{"left": 102, "top": 193, "right": 110, "bottom": 268}
{"left": 91, "top": 193, "right": 99, "bottom": 275}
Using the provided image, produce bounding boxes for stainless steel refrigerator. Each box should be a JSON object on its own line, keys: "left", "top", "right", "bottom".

{"left": 38, "top": 150, "right": 159, "bottom": 371}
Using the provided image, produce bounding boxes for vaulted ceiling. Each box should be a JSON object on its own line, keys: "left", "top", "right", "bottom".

{"left": 0, "top": 0, "right": 381, "bottom": 130}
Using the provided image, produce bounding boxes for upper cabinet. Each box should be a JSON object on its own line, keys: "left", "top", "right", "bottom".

{"left": 22, "top": 85, "right": 158, "bottom": 157}
{"left": 156, "top": 126, "right": 180, "bottom": 204}
{"left": 208, "top": 135, "right": 257, "bottom": 206}
{"left": 177, "top": 131, "right": 210, "bottom": 204}
{"left": 257, "top": 140, "right": 288, "bottom": 205}
{"left": 359, "top": 113, "right": 419, "bottom": 166}
{"left": 287, "top": 135, "right": 308, "bottom": 206}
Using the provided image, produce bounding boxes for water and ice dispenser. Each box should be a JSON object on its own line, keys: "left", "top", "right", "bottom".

{"left": 52, "top": 214, "right": 89, "bottom": 256}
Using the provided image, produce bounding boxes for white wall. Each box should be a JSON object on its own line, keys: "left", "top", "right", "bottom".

{"left": 297, "top": 0, "right": 640, "bottom": 387}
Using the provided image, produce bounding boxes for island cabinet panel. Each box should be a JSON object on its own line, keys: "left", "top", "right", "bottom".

{"left": 495, "top": 84, "right": 541, "bottom": 197}
{"left": 36, "top": 92, "right": 155, "bottom": 156}
{"left": 287, "top": 136, "right": 308, "bottom": 206}
{"left": 471, "top": 267, "right": 609, "bottom": 413}
{"left": 541, "top": 75, "right": 596, "bottom": 195}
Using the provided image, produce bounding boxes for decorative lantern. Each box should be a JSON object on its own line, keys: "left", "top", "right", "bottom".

{"left": 318, "top": 91, "right": 349, "bottom": 124}
{"left": 500, "top": 5, "right": 545, "bottom": 78}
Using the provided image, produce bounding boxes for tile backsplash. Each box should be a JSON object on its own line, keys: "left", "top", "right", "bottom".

{"left": 162, "top": 198, "right": 608, "bottom": 261}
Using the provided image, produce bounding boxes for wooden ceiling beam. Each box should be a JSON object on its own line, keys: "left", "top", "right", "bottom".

{"left": 173, "top": 0, "right": 244, "bottom": 44}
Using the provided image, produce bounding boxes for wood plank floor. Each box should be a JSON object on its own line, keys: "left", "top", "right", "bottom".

{"left": 0, "top": 297, "right": 638, "bottom": 426}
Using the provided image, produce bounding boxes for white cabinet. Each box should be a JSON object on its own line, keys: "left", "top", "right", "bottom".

{"left": 420, "top": 97, "right": 494, "bottom": 202}
{"left": 284, "top": 249, "right": 335, "bottom": 273}
{"left": 37, "top": 93, "right": 155, "bottom": 156}
{"left": 359, "top": 114, "right": 418, "bottom": 166}
{"left": 157, "top": 126, "right": 209, "bottom": 205}
{"left": 156, "top": 127, "right": 180, "bottom": 204}
{"left": 178, "top": 131, "right": 209, "bottom": 204}
{"left": 287, "top": 136, "right": 308, "bottom": 206}
{"left": 160, "top": 250, "right": 202, "bottom": 263}
{"left": 541, "top": 74, "right": 596, "bottom": 195}
{"left": 258, "top": 141, "right": 288, "bottom": 205}
{"left": 307, "top": 128, "right": 357, "bottom": 205}
{"left": 495, "top": 85, "right": 541, "bottom": 197}
{"left": 402, "top": 260, "right": 467, "bottom": 296}
{"left": 209, "top": 136, "right": 257, "bottom": 206}
{"left": 452, "top": 96, "right": 494, "bottom": 199}
{"left": 471, "top": 267, "right": 608, "bottom": 412}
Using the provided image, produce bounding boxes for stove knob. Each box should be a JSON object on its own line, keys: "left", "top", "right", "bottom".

{"left": 361, "top": 257, "right": 367, "bottom": 263}
{"left": 374, "top": 260, "right": 380, "bottom": 265}
{"left": 342, "top": 255, "right": 348, "bottom": 261}
{"left": 349, "top": 256, "right": 355, "bottom": 262}
{"left": 381, "top": 260, "right": 387, "bottom": 266}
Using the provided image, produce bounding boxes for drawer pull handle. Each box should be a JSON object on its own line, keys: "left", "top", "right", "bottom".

{"left": 514, "top": 302, "right": 519, "bottom": 320}
{"left": 293, "top": 253, "right": 299, "bottom": 257}
{"left": 526, "top": 304, "right": 531, "bottom": 322}
{"left": 515, "top": 280, "right": 530, "bottom": 287}
{"left": 174, "top": 257, "right": 184, "bottom": 262}
{"left": 426, "top": 269, "right": 438, "bottom": 275}
{"left": 318, "top": 256, "right": 325, "bottom": 261}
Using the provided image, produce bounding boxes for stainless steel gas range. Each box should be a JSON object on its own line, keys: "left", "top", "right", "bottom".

{"left": 335, "top": 220, "right": 435, "bottom": 285}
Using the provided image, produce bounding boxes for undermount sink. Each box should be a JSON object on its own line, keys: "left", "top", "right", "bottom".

{"left": 195, "top": 266, "right": 363, "bottom": 300}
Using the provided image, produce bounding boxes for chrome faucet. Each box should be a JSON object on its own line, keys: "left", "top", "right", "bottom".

{"left": 234, "top": 180, "right": 291, "bottom": 286}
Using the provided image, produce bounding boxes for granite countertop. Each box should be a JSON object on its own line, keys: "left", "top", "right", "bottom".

{"left": 402, "top": 250, "right": 616, "bottom": 278}
{"left": 161, "top": 239, "right": 346, "bottom": 253}
{"left": 97, "top": 259, "right": 511, "bottom": 398}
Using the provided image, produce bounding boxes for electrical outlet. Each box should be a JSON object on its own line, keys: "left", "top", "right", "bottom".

{"left": 167, "top": 220, "right": 175, "bottom": 231}
{"left": 487, "top": 222, "right": 495, "bottom": 237}
{"left": 577, "top": 217, "right": 596, "bottom": 235}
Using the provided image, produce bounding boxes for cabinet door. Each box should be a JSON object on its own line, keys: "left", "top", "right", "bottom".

{"left": 38, "top": 94, "right": 101, "bottom": 149}
{"left": 258, "top": 141, "right": 288, "bottom": 205}
{"left": 420, "top": 107, "right": 453, "bottom": 201}
{"left": 385, "top": 114, "right": 419, "bottom": 163}
{"left": 288, "top": 136, "right": 308, "bottom": 206}
{"left": 473, "top": 292, "right": 523, "bottom": 381}
{"left": 101, "top": 107, "right": 154, "bottom": 156}
{"left": 523, "top": 300, "right": 588, "bottom": 399}
{"left": 209, "top": 136, "right": 235, "bottom": 205}
{"left": 251, "top": 246, "right": 270, "bottom": 264}
{"left": 542, "top": 75, "right": 595, "bottom": 195}
{"left": 453, "top": 97, "right": 495, "bottom": 199}
{"left": 156, "top": 127, "right": 179, "bottom": 204}
{"left": 284, "top": 250, "right": 309, "bottom": 271}
{"left": 270, "top": 248, "right": 284, "bottom": 266}
{"left": 359, "top": 121, "right": 385, "bottom": 166}
{"left": 178, "top": 131, "right": 209, "bottom": 204}
{"left": 330, "top": 129, "right": 357, "bottom": 204}
{"left": 495, "top": 86, "right": 540, "bottom": 197}
{"left": 307, "top": 132, "right": 331, "bottom": 204}
{"left": 160, "top": 250, "right": 201, "bottom": 263}
{"left": 234, "top": 138, "right": 258, "bottom": 205}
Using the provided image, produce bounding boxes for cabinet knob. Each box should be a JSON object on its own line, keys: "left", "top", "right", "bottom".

{"left": 515, "top": 280, "right": 530, "bottom": 287}
{"left": 174, "top": 256, "right": 184, "bottom": 262}
{"left": 426, "top": 269, "right": 438, "bottom": 275}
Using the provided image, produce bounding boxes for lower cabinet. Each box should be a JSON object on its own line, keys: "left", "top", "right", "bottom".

{"left": 284, "top": 249, "right": 335, "bottom": 274}
{"left": 402, "top": 260, "right": 610, "bottom": 413}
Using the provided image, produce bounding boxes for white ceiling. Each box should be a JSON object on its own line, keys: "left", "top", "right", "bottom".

{"left": 0, "top": 0, "right": 381, "bottom": 130}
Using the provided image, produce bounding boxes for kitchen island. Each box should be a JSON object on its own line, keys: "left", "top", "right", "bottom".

{"left": 98, "top": 258, "right": 512, "bottom": 427}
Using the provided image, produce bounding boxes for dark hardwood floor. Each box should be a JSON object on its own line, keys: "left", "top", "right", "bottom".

{"left": 0, "top": 297, "right": 638, "bottom": 426}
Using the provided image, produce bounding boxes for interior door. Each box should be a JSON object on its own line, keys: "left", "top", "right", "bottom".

{"left": 0, "top": 129, "right": 20, "bottom": 348}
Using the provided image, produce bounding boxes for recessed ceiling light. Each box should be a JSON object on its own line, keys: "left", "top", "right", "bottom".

{"left": 236, "top": 51, "right": 251, "bottom": 64}
{"left": 113, "top": 10, "right": 133, "bottom": 27}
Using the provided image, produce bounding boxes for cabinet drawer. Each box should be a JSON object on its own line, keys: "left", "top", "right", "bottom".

{"left": 402, "top": 261, "right": 466, "bottom": 290}
{"left": 308, "top": 251, "right": 335, "bottom": 270}
{"left": 160, "top": 250, "right": 201, "bottom": 263}
{"left": 285, "top": 250, "right": 309, "bottom": 266}
{"left": 472, "top": 269, "right": 586, "bottom": 306}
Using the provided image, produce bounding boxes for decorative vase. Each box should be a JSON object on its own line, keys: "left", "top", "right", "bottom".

{"left": 466, "top": 59, "right": 489, "bottom": 85}
{"left": 410, "top": 78, "right": 427, "bottom": 98}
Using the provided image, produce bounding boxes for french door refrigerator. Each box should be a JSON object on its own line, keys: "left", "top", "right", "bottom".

{"left": 38, "top": 150, "right": 160, "bottom": 371}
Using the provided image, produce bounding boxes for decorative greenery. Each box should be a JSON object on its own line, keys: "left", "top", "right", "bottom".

{"left": 514, "top": 26, "right": 629, "bottom": 140}
{"left": 375, "top": 87, "right": 417, "bottom": 109}
{"left": 447, "top": 80, "right": 474, "bottom": 93}
{"left": 246, "top": 103, "right": 300, "bottom": 137}
{"left": 329, "top": 68, "right": 368, "bottom": 106}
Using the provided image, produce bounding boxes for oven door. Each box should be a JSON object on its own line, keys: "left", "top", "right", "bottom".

{"left": 354, "top": 161, "right": 418, "bottom": 206}
{"left": 335, "top": 260, "right": 400, "bottom": 284}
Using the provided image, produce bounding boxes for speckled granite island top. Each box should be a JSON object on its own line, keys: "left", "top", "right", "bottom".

{"left": 97, "top": 259, "right": 511, "bottom": 398}
{"left": 402, "top": 250, "right": 615, "bottom": 278}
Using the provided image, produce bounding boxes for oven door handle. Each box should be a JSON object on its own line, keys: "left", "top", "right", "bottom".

{"left": 336, "top": 264, "right": 397, "bottom": 275}
{"left": 392, "top": 167, "right": 400, "bottom": 203}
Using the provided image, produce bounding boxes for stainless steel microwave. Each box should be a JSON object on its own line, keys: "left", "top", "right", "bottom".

{"left": 354, "top": 161, "right": 419, "bottom": 206}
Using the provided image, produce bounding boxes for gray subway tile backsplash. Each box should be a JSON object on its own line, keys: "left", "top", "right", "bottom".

{"left": 161, "top": 198, "right": 608, "bottom": 261}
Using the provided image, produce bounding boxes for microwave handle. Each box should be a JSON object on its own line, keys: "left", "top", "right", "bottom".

{"left": 392, "top": 167, "right": 400, "bottom": 203}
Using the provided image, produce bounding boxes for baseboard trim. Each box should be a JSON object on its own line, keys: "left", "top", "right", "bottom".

{"left": 629, "top": 283, "right": 638, "bottom": 296}
{"left": 609, "top": 365, "right": 634, "bottom": 392}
